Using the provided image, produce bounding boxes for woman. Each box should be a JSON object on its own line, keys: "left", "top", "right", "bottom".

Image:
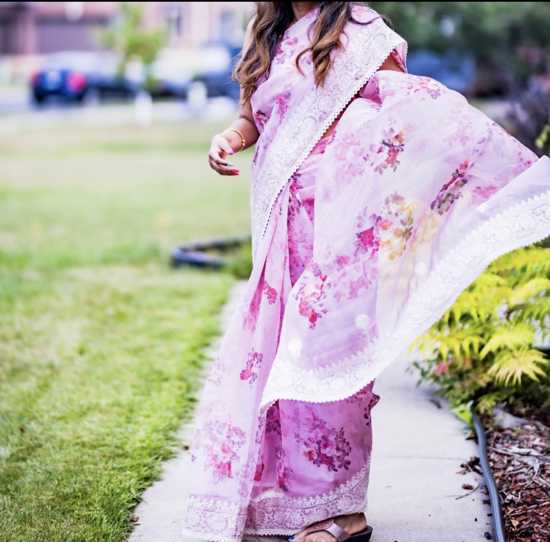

{"left": 182, "top": 3, "right": 550, "bottom": 541}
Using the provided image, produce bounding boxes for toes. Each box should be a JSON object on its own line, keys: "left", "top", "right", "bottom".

{"left": 291, "top": 530, "right": 310, "bottom": 541}
{"left": 305, "top": 535, "right": 332, "bottom": 542}
{"left": 302, "top": 534, "right": 332, "bottom": 542}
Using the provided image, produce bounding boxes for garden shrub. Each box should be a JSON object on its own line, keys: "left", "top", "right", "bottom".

{"left": 412, "top": 242, "right": 550, "bottom": 419}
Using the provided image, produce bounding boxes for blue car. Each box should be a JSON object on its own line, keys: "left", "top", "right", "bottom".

{"left": 407, "top": 50, "right": 475, "bottom": 95}
{"left": 31, "top": 51, "right": 137, "bottom": 104}
{"left": 191, "top": 43, "right": 241, "bottom": 100}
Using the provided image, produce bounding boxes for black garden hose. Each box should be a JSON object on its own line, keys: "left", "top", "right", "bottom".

{"left": 471, "top": 407, "right": 507, "bottom": 542}
{"left": 171, "top": 235, "right": 251, "bottom": 269}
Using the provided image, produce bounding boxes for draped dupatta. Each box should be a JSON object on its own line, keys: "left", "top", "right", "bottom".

{"left": 250, "top": 12, "right": 550, "bottom": 411}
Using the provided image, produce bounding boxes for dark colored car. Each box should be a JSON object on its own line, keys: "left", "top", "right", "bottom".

{"left": 31, "top": 51, "right": 137, "bottom": 104}
{"left": 148, "top": 56, "right": 192, "bottom": 99}
{"left": 407, "top": 50, "right": 476, "bottom": 95}
{"left": 191, "top": 43, "right": 241, "bottom": 100}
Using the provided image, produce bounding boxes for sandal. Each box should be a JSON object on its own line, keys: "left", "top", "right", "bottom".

{"left": 292, "top": 518, "right": 373, "bottom": 541}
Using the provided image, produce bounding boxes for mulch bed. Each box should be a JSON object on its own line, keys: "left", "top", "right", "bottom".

{"left": 484, "top": 411, "right": 550, "bottom": 542}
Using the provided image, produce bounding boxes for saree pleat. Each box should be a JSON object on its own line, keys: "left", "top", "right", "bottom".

{"left": 183, "top": 134, "right": 380, "bottom": 541}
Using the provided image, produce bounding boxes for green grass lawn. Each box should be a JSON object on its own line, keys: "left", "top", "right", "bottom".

{"left": 0, "top": 119, "right": 252, "bottom": 541}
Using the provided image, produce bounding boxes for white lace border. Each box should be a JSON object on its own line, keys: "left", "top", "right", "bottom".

{"left": 182, "top": 462, "right": 371, "bottom": 542}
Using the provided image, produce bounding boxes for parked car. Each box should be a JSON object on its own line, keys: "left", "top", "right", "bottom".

{"left": 407, "top": 50, "right": 475, "bottom": 95}
{"left": 30, "top": 51, "right": 137, "bottom": 104}
{"left": 407, "top": 49, "right": 515, "bottom": 98}
{"left": 191, "top": 42, "right": 241, "bottom": 100}
{"left": 149, "top": 55, "right": 192, "bottom": 99}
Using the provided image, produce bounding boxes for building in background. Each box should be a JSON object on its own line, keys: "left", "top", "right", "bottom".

{"left": 0, "top": 2, "right": 118, "bottom": 55}
{"left": 0, "top": 1, "right": 254, "bottom": 81}
{"left": 143, "top": 2, "right": 252, "bottom": 50}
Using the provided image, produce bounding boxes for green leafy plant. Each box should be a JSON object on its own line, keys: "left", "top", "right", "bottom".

{"left": 537, "top": 123, "right": 550, "bottom": 154}
{"left": 412, "top": 244, "right": 550, "bottom": 414}
{"left": 100, "top": 2, "right": 166, "bottom": 90}
{"left": 369, "top": 2, "right": 550, "bottom": 78}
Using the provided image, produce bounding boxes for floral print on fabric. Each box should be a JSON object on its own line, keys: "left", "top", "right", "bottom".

{"left": 412, "top": 211, "right": 442, "bottom": 248}
{"left": 254, "top": 415, "right": 266, "bottom": 447}
{"left": 274, "top": 36, "right": 299, "bottom": 65}
{"left": 276, "top": 447, "right": 294, "bottom": 491}
{"left": 364, "top": 127, "right": 405, "bottom": 174}
{"left": 240, "top": 349, "right": 263, "bottom": 387}
{"left": 263, "top": 67, "right": 548, "bottom": 413}
{"left": 253, "top": 110, "right": 270, "bottom": 133}
{"left": 254, "top": 461, "right": 264, "bottom": 482}
{"left": 265, "top": 402, "right": 282, "bottom": 436}
{"left": 363, "top": 394, "right": 381, "bottom": 427}
{"left": 276, "top": 89, "right": 292, "bottom": 123}
{"left": 345, "top": 387, "right": 381, "bottom": 426}
{"left": 355, "top": 193, "right": 417, "bottom": 261}
{"left": 194, "top": 419, "right": 246, "bottom": 483}
{"left": 331, "top": 132, "right": 367, "bottom": 179}
{"left": 295, "top": 262, "right": 328, "bottom": 329}
{"left": 472, "top": 184, "right": 499, "bottom": 205}
{"left": 206, "top": 356, "right": 226, "bottom": 387}
{"left": 380, "top": 192, "right": 416, "bottom": 259}
{"left": 431, "top": 159, "right": 472, "bottom": 214}
{"left": 287, "top": 150, "right": 319, "bottom": 285}
{"left": 295, "top": 409, "right": 352, "bottom": 472}
{"left": 262, "top": 280, "right": 277, "bottom": 305}
{"left": 407, "top": 76, "right": 445, "bottom": 99}
{"left": 345, "top": 262, "right": 377, "bottom": 301}
{"left": 355, "top": 208, "right": 381, "bottom": 259}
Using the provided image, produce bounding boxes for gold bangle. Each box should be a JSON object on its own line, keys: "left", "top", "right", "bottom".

{"left": 228, "top": 128, "right": 246, "bottom": 152}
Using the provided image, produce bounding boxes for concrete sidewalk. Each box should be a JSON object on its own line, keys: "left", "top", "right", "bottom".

{"left": 129, "top": 281, "right": 493, "bottom": 542}
{"left": 368, "top": 356, "right": 492, "bottom": 541}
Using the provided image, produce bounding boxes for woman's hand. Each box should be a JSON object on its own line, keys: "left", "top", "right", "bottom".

{"left": 208, "top": 134, "right": 240, "bottom": 176}
{"left": 208, "top": 94, "right": 260, "bottom": 176}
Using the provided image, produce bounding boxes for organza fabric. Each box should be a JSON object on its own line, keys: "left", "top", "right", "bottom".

{"left": 182, "top": 6, "right": 550, "bottom": 542}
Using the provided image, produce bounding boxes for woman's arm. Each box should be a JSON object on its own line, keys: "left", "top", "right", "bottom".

{"left": 208, "top": 19, "right": 260, "bottom": 176}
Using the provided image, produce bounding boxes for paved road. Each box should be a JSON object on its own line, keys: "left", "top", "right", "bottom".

{"left": 0, "top": 85, "right": 238, "bottom": 133}
{"left": 128, "top": 281, "right": 493, "bottom": 542}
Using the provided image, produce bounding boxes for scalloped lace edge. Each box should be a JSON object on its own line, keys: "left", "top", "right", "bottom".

{"left": 182, "top": 462, "right": 371, "bottom": 542}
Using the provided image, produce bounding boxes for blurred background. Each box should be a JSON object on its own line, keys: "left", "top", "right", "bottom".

{"left": 0, "top": 2, "right": 548, "bottom": 147}
{"left": 0, "top": 1, "right": 253, "bottom": 118}
{"left": 0, "top": 3, "right": 549, "bottom": 542}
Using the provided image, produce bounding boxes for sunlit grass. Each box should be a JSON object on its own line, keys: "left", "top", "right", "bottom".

{"left": 0, "top": 119, "right": 252, "bottom": 541}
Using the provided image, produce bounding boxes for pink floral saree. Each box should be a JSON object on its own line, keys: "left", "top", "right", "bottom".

{"left": 182, "top": 6, "right": 550, "bottom": 542}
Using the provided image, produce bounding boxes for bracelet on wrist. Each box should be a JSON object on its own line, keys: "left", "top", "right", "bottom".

{"left": 227, "top": 128, "right": 246, "bottom": 153}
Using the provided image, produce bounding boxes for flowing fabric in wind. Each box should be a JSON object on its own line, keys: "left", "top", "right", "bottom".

{"left": 182, "top": 6, "right": 550, "bottom": 542}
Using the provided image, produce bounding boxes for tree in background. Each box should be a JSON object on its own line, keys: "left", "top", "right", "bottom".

{"left": 370, "top": 2, "right": 550, "bottom": 77}
{"left": 368, "top": 2, "right": 550, "bottom": 154}
{"left": 100, "top": 2, "right": 166, "bottom": 90}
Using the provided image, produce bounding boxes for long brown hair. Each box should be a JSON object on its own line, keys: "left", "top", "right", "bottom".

{"left": 234, "top": 2, "right": 371, "bottom": 103}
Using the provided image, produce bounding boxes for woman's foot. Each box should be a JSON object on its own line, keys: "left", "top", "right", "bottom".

{"left": 290, "top": 513, "right": 367, "bottom": 542}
